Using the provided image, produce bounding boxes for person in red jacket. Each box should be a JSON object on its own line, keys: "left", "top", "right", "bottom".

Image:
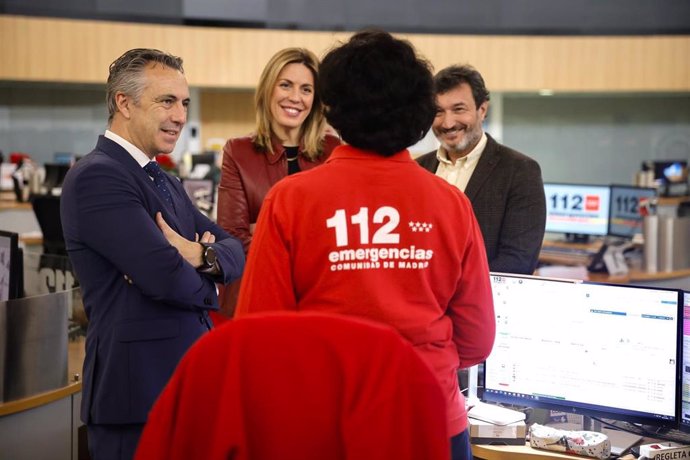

{"left": 215, "top": 47, "right": 340, "bottom": 321}
{"left": 135, "top": 312, "right": 450, "bottom": 460}
{"left": 235, "top": 30, "right": 495, "bottom": 460}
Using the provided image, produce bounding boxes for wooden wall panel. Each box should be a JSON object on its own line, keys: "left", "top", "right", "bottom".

{"left": 199, "top": 91, "right": 255, "bottom": 149}
{"left": 2, "top": 15, "right": 689, "bottom": 147}
{"left": 1, "top": 15, "right": 689, "bottom": 92}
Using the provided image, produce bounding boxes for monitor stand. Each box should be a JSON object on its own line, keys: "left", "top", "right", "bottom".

{"left": 465, "top": 364, "right": 480, "bottom": 407}
{"left": 545, "top": 415, "right": 642, "bottom": 456}
{"left": 582, "top": 416, "right": 642, "bottom": 456}
{"left": 600, "top": 426, "right": 643, "bottom": 457}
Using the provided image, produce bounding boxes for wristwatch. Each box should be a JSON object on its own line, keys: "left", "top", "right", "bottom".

{"left": 200, "top": 243, "right": 217, "bottom": 269}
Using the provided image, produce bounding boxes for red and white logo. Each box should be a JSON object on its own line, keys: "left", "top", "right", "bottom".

{"left": 584, "top": 195, "right": 600, "bottom": 211}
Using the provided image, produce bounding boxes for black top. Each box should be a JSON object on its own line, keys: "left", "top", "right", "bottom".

{"left": 285, "top": 146, "right": 300, "bottom": 176}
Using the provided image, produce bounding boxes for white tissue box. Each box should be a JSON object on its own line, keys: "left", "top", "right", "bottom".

{"left": 469, "top": 419, "right": 526, "bottom": 445}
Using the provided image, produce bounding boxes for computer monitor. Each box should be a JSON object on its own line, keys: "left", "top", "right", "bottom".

{"left": 182, "top": 179, "right": 215, "bottom": 214}
{"left": 679, "top": 291, "right": 690, "bottom": 432}
{"left": 42, "top": 163, "right": 70, "bottom": 193}
{"left": 484, "top": 273, "right": 681, "bottom": 426}
{"left": 188, "top": 152, "right": 218, "bottom": 181}
{"left": 53, "top": 152, "right": 74, "bottom": 165}
{"left": 191, "top": 152, "right": 217, "bottom": 168}
{"left": 0, "top": 230, "right": 22, "bottom": 301}
{"left": 544, "top": 183, "right": 611, "bottom": 242}
{"left": 644, "top": 160, "right": 689, "bottom": 197}
{"left": 608, "top": 185, "right": 657, "bottom": 239}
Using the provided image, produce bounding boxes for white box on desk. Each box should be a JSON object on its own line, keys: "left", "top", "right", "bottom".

{"left": 639, "top": 442, "right": 690, "bottom": 459}
{"left": 469, "top": 418, "right": 526, "bottom": 445}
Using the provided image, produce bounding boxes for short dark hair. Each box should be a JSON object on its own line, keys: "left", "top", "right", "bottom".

{"left": 434, "top": 64, "right": 490, "bottom": 108}
{"left": 319, "top": 30, "right": 435, "bottom": 156}
{"left": 106, "top": 48, "right": 184, "bottom": 124}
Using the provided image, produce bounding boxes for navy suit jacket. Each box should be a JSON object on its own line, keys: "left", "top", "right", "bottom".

{"left": 61, "top": 136, "right": 244, "bottom": 425}
{"left": 416, "top": 134, "right": 546, "bottom": 274}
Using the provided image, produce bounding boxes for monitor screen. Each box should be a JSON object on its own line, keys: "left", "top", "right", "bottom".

{"left": 43, "top": 163, "right": 70, "bottom": 192}
{"left": 182, "top": 179, "right": 215, "bottom": 214}
{"left": 0, "top": 230, "right": 20, "bottom": 301}
{"left": 188, "top": 152, "right": 218, "bottom": 180}
{"left": 53, "top": 152, "right": 74, "bottom": 165}
{"left": 645, "top": 160, "right": 690, "bottom": 197}
{"left": 484, "top": 273, "right": 680, "bottom": 426}
{"left": 191, "top": 152, "right": 217, "bottom": 168}
{"left": 650, "top": 160, "right": 689, "bottom": 186}
{"left": 680, "top": 291, "right": 690, "bottom": 432}
{"left": 608, "top": 185, "right": 657, "bottom": 239}
{"left": 544, "top": 183, "right": 611, "bottom": 239}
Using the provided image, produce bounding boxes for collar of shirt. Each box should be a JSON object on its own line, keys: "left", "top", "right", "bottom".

{"left": 435, "top": 131, "right": 488, "bottom": 169}
{"left": 326, "top": 144, "right": 413, "bottom": 164}
{"left": 105, "top": 130, "right": 153, "bottom": 168}
{"left": 434, "top": 132, "right": 487, "bottom": 192}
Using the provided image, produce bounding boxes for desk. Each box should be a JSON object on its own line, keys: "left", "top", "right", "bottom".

{"left": 473, "top": 443, "right": 603, "bottom": 459}
{"left": 1, "top": 191, "right": 44, "bottom": 249}
{"left": 538, "top": 240, "right": 690, "bottom": 289}
{"left": 539, "top": 239, "right": 603, "bottom": 266}
{"left": 473, "top": 443, "right": 637, "bottom": 459}
{"left": 535, "top": 266, "right": 690, "bottom": 290}
{"left": 0, "top": 338, "right": 84, "bottom": 460}
{"left": 657, "top": 195, "right": 690, "bottom": 208}
{"left": 588, "top": 267, "right": 690, "bottom": 286}
{"left": 0, "top": 192, "right": 41, "bottom": 236}
{"left": 0, "top": 190, "right": 25, "bottom": 206}
{"left": 0, "top": 338, "right": 84, "bottom": 417}
{"left": 0, "top": 199, "right": 31, "bottom": 211}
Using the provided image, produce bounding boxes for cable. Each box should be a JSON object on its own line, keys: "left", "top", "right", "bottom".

{"left": 592, "top": 417, "right": 690, "bottom": 445}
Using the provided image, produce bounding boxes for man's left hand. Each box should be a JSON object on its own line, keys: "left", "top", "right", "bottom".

{"left": 156, "top": 212, "right": 211, "bottom": 268}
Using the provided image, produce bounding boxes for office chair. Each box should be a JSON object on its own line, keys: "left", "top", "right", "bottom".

{"left": 31, "top": 194, "right": 66, "bottom": 256}
{"left": 135, "top": 312, "right": 449, "bottom": 460}
{"left": 31, "top": 194, "right": 78, "bottom": 293}
{"left": 41, "top": 163, "right": 70, "bottom": 195}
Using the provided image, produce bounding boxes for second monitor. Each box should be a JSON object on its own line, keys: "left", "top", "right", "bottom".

{"left": 608, "top": 184, "right": 657, "bottom": 240}
{"left": 544, "top": 182, "right": 611, "bottom": 242}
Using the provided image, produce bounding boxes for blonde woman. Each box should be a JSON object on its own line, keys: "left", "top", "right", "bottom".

{"left": 216, "top": 48, "right": 340, "bottom": 318}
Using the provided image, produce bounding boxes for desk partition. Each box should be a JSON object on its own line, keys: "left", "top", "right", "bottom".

{"left": 0, "top": 290, "right": 75, "bottom": 403}
{"left": 0, "top": 289, "right": 82, "bottom": 460}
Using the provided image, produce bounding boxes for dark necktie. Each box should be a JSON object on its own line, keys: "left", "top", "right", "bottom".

{"left": 144, "top": 161, "right": 174, "bottom": 208}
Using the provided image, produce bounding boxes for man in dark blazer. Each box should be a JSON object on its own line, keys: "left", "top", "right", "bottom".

{"left": 417, "top": 64, "right": 546, "bottom": 274}
{"left": 60, "top": 48, "right": 244, "bottom": 460}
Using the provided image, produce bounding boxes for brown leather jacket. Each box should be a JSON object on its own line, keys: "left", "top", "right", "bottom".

{"left": 217, "top": 134, "right": 341, "bottom": 254}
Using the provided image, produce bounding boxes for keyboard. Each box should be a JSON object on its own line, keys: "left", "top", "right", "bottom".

{"left": 540, "top": 245, "right": 596, "bottom": 257}
{"left": 539, "top": 244, "right": 598, "bottom": 265}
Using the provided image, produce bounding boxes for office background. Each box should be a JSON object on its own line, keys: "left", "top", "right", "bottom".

{"left": 2, "top": 0, "right": 689, "bottom": 34}
{"left": 0, "top": 5, "right": 689, "bottom": 459}
{"left": 0, "top": 2, "right": 689, "bottom": 186}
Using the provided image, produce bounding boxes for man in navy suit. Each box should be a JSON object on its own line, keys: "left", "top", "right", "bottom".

{"left": 417, "top": 64, "right": 546, "bottom": 275}
{"left": 60, "top": 48, "right": 245, "bottom": 460}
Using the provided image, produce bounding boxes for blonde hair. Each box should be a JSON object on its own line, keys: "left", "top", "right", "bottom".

{"left": 253, "top": 48, "right": 326, "bottom": 159}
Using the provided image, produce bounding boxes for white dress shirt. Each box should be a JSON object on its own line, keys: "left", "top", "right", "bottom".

{"left": 105, "top": 129, "right": 153, "bottom": 168}
{"left": 435, "top": 132, "right": 487, "bottom": 192}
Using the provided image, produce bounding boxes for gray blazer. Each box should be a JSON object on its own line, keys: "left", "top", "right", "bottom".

{"left": 416, "top": 134, "right": 546, "bottom": 274}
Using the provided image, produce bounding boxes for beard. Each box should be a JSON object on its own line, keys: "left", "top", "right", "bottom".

{"left": 436, "top": 122, "right": 483, "bottom": 157}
